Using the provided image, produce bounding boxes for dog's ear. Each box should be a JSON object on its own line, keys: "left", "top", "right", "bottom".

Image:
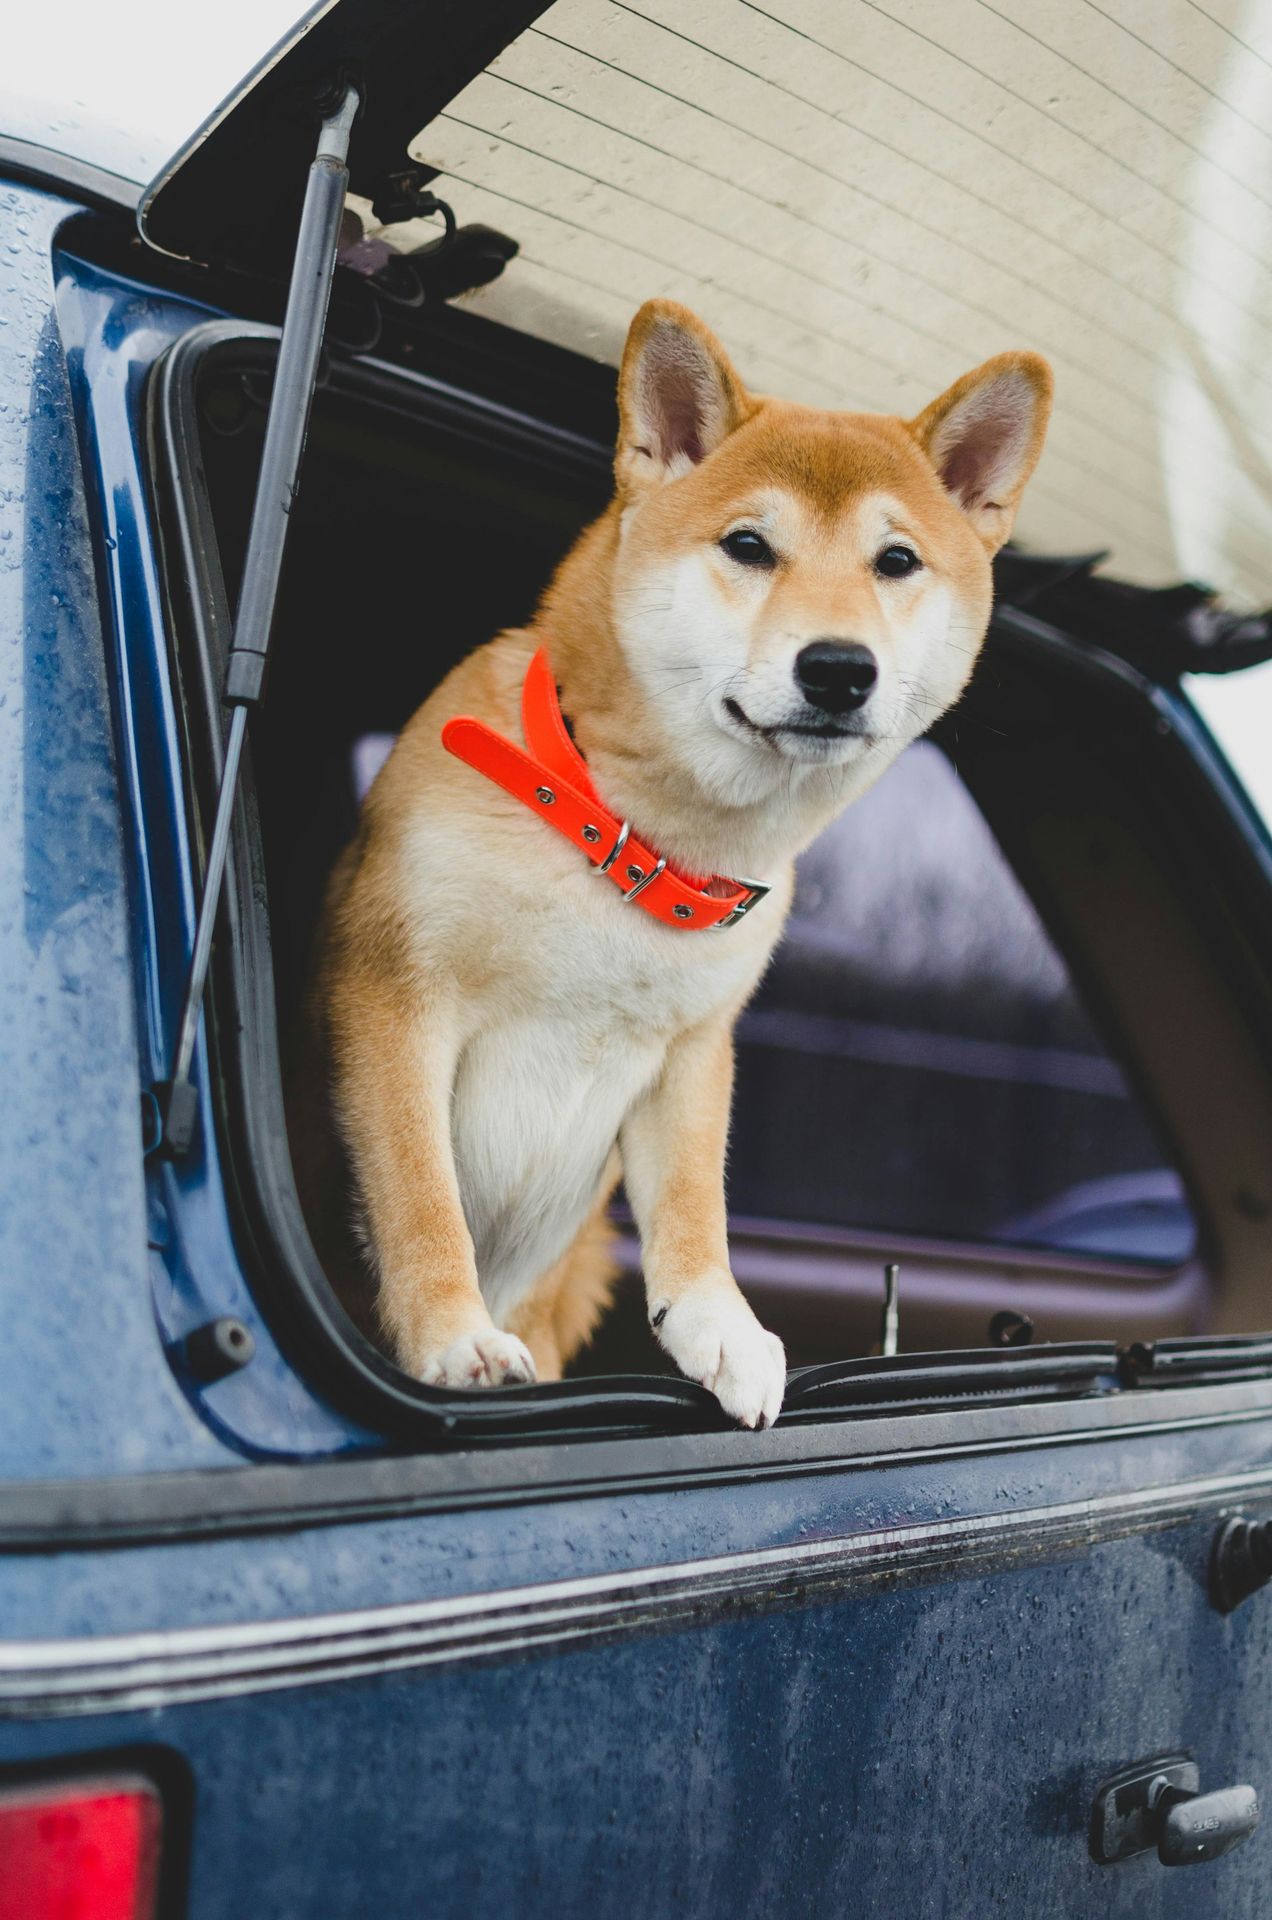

{"left": 616, "top": 300, "right": 750, "bottom": 493}
{"left": 909, "top": 353, "right": 1053, "bottom": 554}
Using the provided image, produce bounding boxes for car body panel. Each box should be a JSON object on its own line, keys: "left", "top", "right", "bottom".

{"left": 52, "top": 220, "right": 384, "bottom": 1462}
{"left": 7, "top": 1410, "right": 1272, "bottom": 1916}
{"left": 0, "top": 183, "right": 233, "bottom": 1479}
{"left": 5, "top": 151, "right": 1272, "bottom": 1919}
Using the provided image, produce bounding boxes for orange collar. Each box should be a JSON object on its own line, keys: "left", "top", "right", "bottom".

{"left": 441, "top": 650, "right": 770, "bottom": 930}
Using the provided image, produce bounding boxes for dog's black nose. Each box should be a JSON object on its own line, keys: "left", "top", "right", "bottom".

{"left": 794, "top": 641, "right": 878, "bottom": 714}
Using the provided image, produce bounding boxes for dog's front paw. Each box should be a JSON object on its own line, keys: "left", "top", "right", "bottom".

{"left": 418, "top": 1328, "right": 537, "bottom": 1389}
{"left": 652, "top": 1285, "right": 786, "bottom": 1429}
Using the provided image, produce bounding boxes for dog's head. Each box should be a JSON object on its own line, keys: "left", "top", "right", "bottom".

{"left": 609, "top": 300, "right": 1052, "bottom": 809}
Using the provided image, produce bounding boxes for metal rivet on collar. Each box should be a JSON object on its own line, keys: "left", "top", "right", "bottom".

{"left": 626, "top": 864, "right": 644, "bottom": 883}
{"left": 582, "top": 824, "right": 601, "bottom": 844}
{"left": 535, "top": 786, "right": 555, "bottom": 805}
{"left": 673, "top": 903, "right": 694, "bottom": 919}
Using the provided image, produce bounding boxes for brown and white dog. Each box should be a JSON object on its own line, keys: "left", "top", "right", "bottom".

{"left": 300, "top": 300, "right": 1051, "bottom": 1428}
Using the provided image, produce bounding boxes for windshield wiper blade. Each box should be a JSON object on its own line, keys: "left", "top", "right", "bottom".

{"left": 156, "top": 84, "right": 359, "bottom": 1156}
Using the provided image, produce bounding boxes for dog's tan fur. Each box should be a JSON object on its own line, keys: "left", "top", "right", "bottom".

{"left": 297, "top": 300, "right": 1051, "bottom": 1426}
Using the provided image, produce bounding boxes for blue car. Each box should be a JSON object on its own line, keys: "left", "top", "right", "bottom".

{"left": 5, "top": 3, "right": 1272, "bottom": 1913}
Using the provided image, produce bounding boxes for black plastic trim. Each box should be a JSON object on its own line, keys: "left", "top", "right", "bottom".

{"left": 4, "top": 1376, "right": 1272, "bottom": 1553}
{"left": 783, "top": 1343, "right": 1116, "bottom": 1411}
{"left": 0, "top": 135, "right": 140, "bottom": 215}
{"left": 145, "top": 317, "right": 1272, "bottom": 1454}
{"left": 1124, "top": 1334, "right": 1272, "bottom": 1387}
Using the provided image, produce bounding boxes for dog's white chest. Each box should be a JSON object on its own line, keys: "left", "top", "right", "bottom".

{"left": 440, "top": 847, "right": 770, "bottom": 1319}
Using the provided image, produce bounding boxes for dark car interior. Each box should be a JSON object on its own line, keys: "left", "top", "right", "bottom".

{"left": 139, "top": 292, "right": 1272, "bottom": 1433}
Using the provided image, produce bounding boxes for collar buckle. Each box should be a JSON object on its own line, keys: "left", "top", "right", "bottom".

{"left": 713, "top": 878, "right": 772, "bottom": 928}
{"left": 594, "top": 818, "right": 632, "bottom": 876}
{"left": 443, "top": 653, "right": 774, "bottom": 933}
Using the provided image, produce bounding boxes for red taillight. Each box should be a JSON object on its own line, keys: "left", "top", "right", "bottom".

{"left": 0, "top": 1776, "right": 161, "bottom": 1920}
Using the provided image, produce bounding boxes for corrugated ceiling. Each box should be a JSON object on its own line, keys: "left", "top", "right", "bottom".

{"left": 383, "top": 0, "right": 1272, "bottom": 604}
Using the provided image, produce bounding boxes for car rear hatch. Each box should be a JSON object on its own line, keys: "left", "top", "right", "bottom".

{"left": 138, "top": 0, "right": 553, "bottom": 272}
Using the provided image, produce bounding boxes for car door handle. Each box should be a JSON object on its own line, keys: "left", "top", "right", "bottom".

{"left": 1154, "top": 1780, "right": 1259, "bottom": 1866}
{"left": 1091, "top": 1754, "right": 1260, "bottom": 1866}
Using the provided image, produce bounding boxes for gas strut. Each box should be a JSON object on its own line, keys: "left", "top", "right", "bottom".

{"left": 158, "top": 84, "right": 359, "bottom": 1156}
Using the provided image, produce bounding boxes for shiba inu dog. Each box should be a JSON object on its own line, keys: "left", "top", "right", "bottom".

{"left": 301, "top": 299, "right": 1051, "bottom": 1427}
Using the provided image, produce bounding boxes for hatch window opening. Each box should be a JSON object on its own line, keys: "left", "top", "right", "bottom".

{"left": 149, "top": 321, "right": 1256, "bottom": 1446}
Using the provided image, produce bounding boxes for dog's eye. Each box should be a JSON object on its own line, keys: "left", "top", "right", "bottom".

{"left": 720, "top": 529, "right": 776, "bottom": 569}
{"left": 875, "top": 544, "right": 922, "bottom": 579}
